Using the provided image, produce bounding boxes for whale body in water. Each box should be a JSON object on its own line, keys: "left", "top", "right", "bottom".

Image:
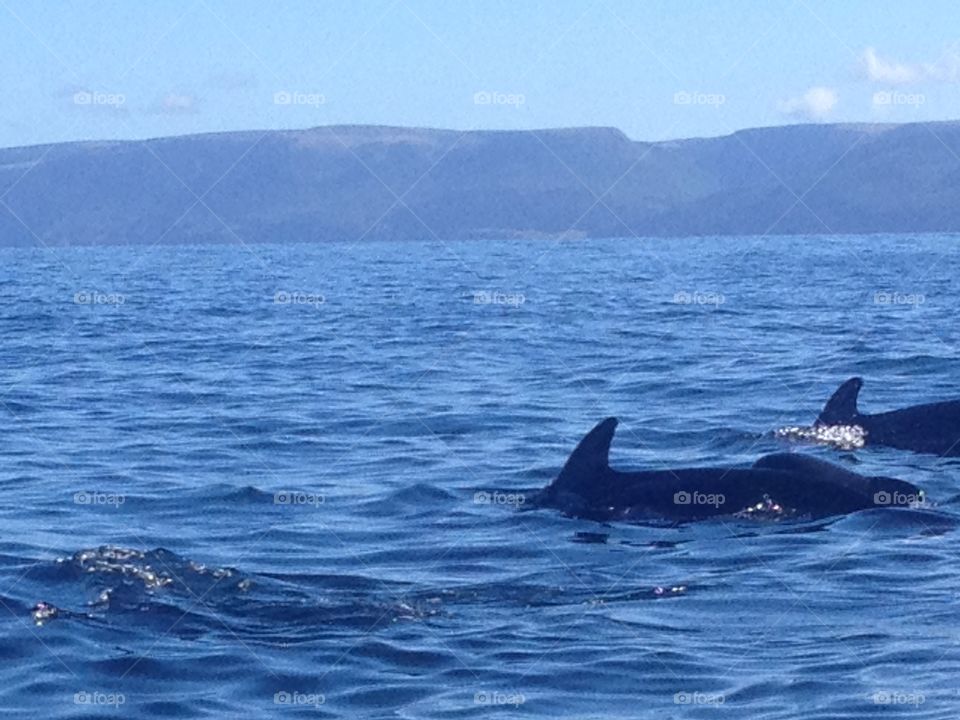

{"left": 533, "top": 418, "right": 923, "bottom": 522}
{"left": 816, "top": 377, "right": 960, "bottom": 456}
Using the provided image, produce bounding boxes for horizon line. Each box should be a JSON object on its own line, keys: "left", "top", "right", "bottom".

{"left": 3, "top": 117, "right": 956, "bottom": 153}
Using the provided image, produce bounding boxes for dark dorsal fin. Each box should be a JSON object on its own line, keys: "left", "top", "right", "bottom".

{"left": 816, "top": 377, "right": 863, "bottom": 425}
{"left": 552, "top": 417, "right": 618, "bottom": 494}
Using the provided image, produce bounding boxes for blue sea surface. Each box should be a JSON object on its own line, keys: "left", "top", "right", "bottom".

{"left": 0, "top": 234, "right": 959, "bottom": 718}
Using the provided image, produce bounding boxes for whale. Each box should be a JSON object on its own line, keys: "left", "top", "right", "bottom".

{"left": 816, "top": 377, "right": 960, "bottom": 456}
{"left": 533, "top": 417, "right": 923, "bottom": 522}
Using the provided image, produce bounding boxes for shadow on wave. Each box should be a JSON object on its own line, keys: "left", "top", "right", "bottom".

{"left": 24, "top": 543, "right": 696, "bottom": 644}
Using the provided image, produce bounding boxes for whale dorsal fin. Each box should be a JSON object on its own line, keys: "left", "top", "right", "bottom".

{"left": 553, "top": 417, "right": 618, "bottom": 493}
{"left": 817, "top": 377, "right": 863, "bottom": 425}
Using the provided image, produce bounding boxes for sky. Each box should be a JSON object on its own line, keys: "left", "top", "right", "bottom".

{"left": 3, "top": 0, "right": 960, "bottom": 149}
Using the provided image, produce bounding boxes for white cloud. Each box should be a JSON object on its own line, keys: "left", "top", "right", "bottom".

{"left": 154, "top": 93, "right": 198, "bottom": 115}
{"left": 860, "top": 47, "right": 919, "bottom": 84}
{"left": 778, "top": 86, "right": 838, "bottom": 121}
{"left": 859, "top": 46, "right": 960, "bottom": 84}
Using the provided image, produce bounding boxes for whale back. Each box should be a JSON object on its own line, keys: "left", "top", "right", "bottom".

{"left": 538, "top": 418, "right": 924, "bottom": 520}
{"left": 753, "top": 451, "right": 921, "bottom": 503}
{"left": 753, "top": 452, "right": 866, "bottom": 491}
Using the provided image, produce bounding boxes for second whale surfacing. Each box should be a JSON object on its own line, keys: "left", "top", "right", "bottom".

{"left": 533, "top": 418, "right": 923, "bottom": 522}
{"left": 816, "top": 377, "right": 960, "bottom": 456}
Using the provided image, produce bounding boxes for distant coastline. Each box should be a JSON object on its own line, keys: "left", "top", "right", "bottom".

{"left": 2, "top": 120, "right": 960, "bottom": 246}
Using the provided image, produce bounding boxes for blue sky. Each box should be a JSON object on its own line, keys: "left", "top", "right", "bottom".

{"left": 3, "top": 0, "right": 960, "bottom": 148}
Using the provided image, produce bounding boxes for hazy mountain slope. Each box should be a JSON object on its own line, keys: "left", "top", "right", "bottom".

{"left": 1, "top": 121, "right": 959, "bottom": 245}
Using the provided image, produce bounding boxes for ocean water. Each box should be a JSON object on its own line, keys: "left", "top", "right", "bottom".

{"left": 1, "top": 234, "right": 959, "bottom": 719}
